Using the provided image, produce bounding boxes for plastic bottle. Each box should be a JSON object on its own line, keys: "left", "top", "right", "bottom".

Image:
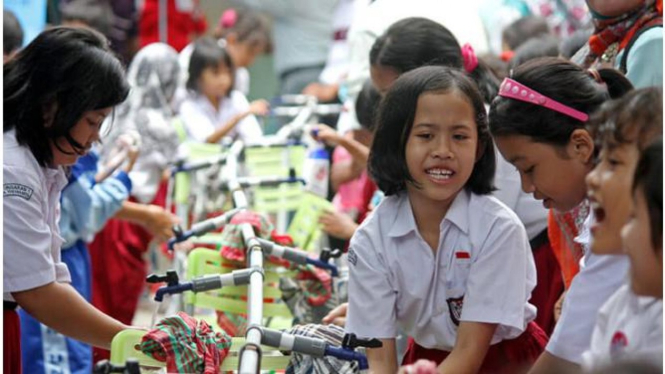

{"left": 303, "top": 131, "right": 330, "bottom": 198}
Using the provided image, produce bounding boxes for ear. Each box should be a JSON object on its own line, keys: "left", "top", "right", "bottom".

{"left": 568, "top": 128, "right": 594, "bottom": 164}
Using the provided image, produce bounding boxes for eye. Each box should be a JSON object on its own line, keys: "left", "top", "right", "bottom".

{"left": 452, "top": 133, "right": 469, "bottom": 141}
{"left": 521, "top": 165, "right": 535, "bottom": 175}
{"left": 416, "top": 133, "right": 433, "bottom": 140}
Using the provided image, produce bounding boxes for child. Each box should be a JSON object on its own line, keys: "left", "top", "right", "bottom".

{"left": 574, "top": 0, "right": 662, "bottom": 88}
{"left": 346, "top": 66, "right": 547, "bottom": 374}
{"left": 369, "top": 17, "right": 561, "bottom": 334}
{"left": 582, "top": 89, "right": 662, "bottom": 370}
{"left": 179, "top": 36, "right": 269, "bottom": 144}
{"left": 488, "top": 57, "right": 633, "bottom": 373}
{"left": 3, "top": 27, "right": 131, "bottom": 374}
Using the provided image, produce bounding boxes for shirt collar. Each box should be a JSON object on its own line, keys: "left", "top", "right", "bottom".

{"left": 388, "top": 190, "right": 470, "bottom": 238}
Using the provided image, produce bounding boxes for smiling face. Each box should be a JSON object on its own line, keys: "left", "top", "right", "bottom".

{"left": 622, "top": 188, "right": 663, "bottom": 298}
{"left": 49, "top": 107, "right": 112, "bottom": 167}
{"left": 405, "top": 91, "right": 479, "bottom": 209}
{"left": 586, "top": 141, "right": 641, "bottom": 254}
{"left": 494, "top": 131, "right": 594, "bottom": 212}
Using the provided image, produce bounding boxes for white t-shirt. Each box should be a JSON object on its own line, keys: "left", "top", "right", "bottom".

{"left": 546, "top": 211, "right": 631, "bottom": 364}
{"left": 346, "top": 191, "right": 536, "bottom": 350}
{"left": 179, "top": 90, "right": 263, "bottom": 144}
{"left": 582, "top": 284, "right": 663, "bottom": 371}
{"left": 3, "top": 130, "right": 71, "bottom": 302}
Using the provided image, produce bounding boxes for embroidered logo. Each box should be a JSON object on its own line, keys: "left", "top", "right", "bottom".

{"left": 446, "top": 295, "right": 464, "bottom": 326}
{"left": 348, "top": 248, "right": 358, "bottom": 266}
{"left": 4, "top": 183, "right": 34, "bottom": 200}
{"left": 610, "top": 331, "right": 628, "bottom": 357}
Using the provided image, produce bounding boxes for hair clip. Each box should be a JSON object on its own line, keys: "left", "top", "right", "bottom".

{"left": 498, "top": 78, "right": 589, "bottom": 122}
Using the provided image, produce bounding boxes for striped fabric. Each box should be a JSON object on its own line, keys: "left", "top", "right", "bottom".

{"left": 285, "top": 324, "right": 364, "bottom": 374}
{"left": 140, "top": 312, "right": 232, "bottom": 373}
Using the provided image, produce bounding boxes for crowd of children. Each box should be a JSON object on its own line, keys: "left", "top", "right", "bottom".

{"left": 3, "top": 1, "right": 662, "bottom": 374}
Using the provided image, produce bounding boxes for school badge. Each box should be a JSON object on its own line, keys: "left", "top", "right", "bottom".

{"left": 446, "top": 295, "right": 464, "bottom": 326}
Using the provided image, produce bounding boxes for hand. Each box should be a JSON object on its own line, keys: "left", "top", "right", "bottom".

{"left": 398, "top": 360, "right": 439, "bottom": 374}
{"left": 554, "top": 291, "right": 566, "bottom": 322}
{"left": 322, "top": 302, "right": 347, "bottom": 327}
{"left": 311, "top": 124, "right": 342, "bottom": 146}
{"left": 144, "top": 205, "right": 179, "bottom": 244}
{"left": 301, "top": 82, "right": 339, "bottom": 102}
{"left": 319, "top": 210, "right": 358, "bottom": 240}
{"left": 122, "top": 146, "right": 140, "bottom": 173}
{"left": 172, "top": 240, "right": 195, "bottom": 254}
{"left": 249, "top": 99, "right": 270, "bottom": 116}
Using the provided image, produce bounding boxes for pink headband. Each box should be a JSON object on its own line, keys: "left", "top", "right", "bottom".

{"left": 461, "top": 43, "right": 478, "bottom": 73}
{"left": 220, "top": 9, "right": 237, "bottom": 29}
{"left": 498, "top": 78, "right": 589, "bottom": 122}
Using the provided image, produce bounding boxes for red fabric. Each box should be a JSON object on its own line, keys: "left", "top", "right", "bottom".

{"left": 402, "top": 322, "right": 548, "bottom": 374}
{"left": 139, "top": 0, "right": 208, "bottom": 52}
{"left": 357, "top": 177, "right": 378, "bottom": 228}
{"left": 4, "top": 310, "right": 21, "bottom": 374}
{"left": 91, "top": 181, "right": 169, "bottom": 361}
{"left": 529, "top": 237, "right": 564, "bottom": 336}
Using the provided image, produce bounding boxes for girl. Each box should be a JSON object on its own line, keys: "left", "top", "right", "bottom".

{"left": 3, "top": 27, "right": 131, "bottom": 373}
{"left": 582, "top": 89, "right": 662, "bottom": 370}
{"left": 488, "top": 57, "right": 633, "bottom": 373}
{"left": 180, "top": 36, "right": 269, "bottom": 144}
{"left": 369, "top": 17, "right": 561, "bottom": 334}
{"left": 574, "top": 0, "right": 662, "bottom": 88}
{"left": 346, "top": 66, "right": 547, "bottom": 374}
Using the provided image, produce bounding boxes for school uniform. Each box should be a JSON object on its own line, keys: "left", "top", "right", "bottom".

{"left": 346, "top": 191, "right": 547, "bottom": 372}
{"left": 19, "top": 152, "right": 132, "bottom": 374}
{"left": 179, "top": 90, "right": 263, "bottom": 144}
{"left": 582, "top": 284, "right": 663, "bottom": 371}
{"left": 545, "top": 211, "right": 631, "bottom": 364}
{"left": 3, "top": 130, "right": 70, "bottom": 373}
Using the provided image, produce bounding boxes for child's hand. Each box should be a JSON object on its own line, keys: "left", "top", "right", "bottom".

{"left": 144, "top": 205, "right": 180, "bottom": 244}
{"left": 249, "top": 99, "right": 270, "bottom": 116}
{"left": 322, "top": 302, "right": 347, "bottom": 327}
{"left": 319, "top": 210, "right": 358, "bottom": 240}
{"left": 398, "top": 360, "right": 439, "bottom": 374}
{"left": 172, "top": 240, "right": 195, "bottom": 254}
{"left": 311, "top": 124, "right": 341, "bottom": 146}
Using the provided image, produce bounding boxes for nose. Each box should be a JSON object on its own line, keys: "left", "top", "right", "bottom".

{"left": 585, "top": 165, "right": 600, "bottom": 192}
{"left": 431, "top": 137, "right": 454, "bottom": 159}
{"left": 520, "top": 173, "right": 536, "bottom": 194}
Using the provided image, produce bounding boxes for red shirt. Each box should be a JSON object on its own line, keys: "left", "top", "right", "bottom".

{"left": 139, "top": 0, "right": 207, "bottom": 52}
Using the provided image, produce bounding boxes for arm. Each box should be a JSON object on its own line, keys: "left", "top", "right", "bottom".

{"left": 205, "top": 111, "right": 252, "bottom": 144}
{"left": 313, "top": 124, "right": 370, "bottom": 166}
{"left": 528, "top": 351, "right": 579, "bottom": 374}
{"left": 366, "top": 338, "right": 398, "bottom": 374}
{"left": 438, "top": 322, "right": 497, "bottom": 374}
{"left": 13, "top": 282, "right": 128, "bottom": 349}
{"left": 331, "top": 159, "right": 364, "bottom": 192}
{"left": 319, "top": 210, "right": 358, "bottom": 240}
{"left": 206, "top": 99, "right": 268, "bottom": 144}
{"left": 114, "top": 202, "right": 179, "bottom": 243}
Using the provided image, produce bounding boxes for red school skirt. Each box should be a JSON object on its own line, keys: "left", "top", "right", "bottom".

{"left": 4, "top": 306, "right": 22, "bottom": 374}
{"left": 402, "top": 322, "right": 548, "bottom": 374}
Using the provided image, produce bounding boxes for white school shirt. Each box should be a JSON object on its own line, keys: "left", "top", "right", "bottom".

{"left": 179, "top": 90, "right": 263, "bottom": 144}
{"left": 3, "top": 130, "right": 71, "bottom": 302}
{"left": 345, "top": 191, "right": 537, "bottom": 350}
{"left": 545, "top": 211, "right": 631, "bottom": 364}
{"left": 582, "top": 285, "right": 663, "bottom": 371}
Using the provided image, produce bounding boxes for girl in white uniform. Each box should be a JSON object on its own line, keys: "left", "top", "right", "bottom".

{"left": 488, "top": 57, "right": 634, "bottom": 373}
{"left": 346, "top": 66, "right": 548, "bottom": 374}
{"left": 179, "top": 36, "right": 269, "bottom": 145}
{"left": 583, "top": 88, "right": 663, "bottom": 370}
{"left": 3, "top": 27, "right": 131, "bottom": 373}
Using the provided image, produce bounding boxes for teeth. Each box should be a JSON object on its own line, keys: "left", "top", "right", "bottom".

{"left": 590, "top": 201, "right": 602, "bottom": 211}
{"left": 426, "top": 168, "right": 453, "bottom": 176}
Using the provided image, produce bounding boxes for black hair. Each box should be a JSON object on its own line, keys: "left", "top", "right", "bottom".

{"left": 355, "top": 79, "right": 382, "bottom": 132}
{"left": 214, "top": 7, "right": 272, "bottom": 52}
{"left": 480, "top": 53, "right": 509, "bottom": 80}
{"left": 60, "top": 0, "right": 113, "bottom": 36}
{"left": 588, "top": 87, "right": 663, "bottom": 152}
{"left": 509, "top": 35, "right": 560, "bottom": 70}
{"left": 4, "top": 26, "right": 129, "bottom": 167}
{"left": 559, "top": 27, "right": 593, "bottom": 60}
{"left": 502, "top": 16, "right": 550, "bottom": 51}
{"left": 369, "top": 66, "right": 495, "bottom": 196}
{"left": 369, "top": 17, "right": 499, "bottom": 104}
{"left": 489, "top": 57, "right": 633, "bottom": 147}
{"left": 3, "top": 10, "right": 24, "bottom": 56}
{"left": 632, "top": 139, "right": 662, "bottom": 250}
{"left": 187, "top": 36, "right": 235, "bottom": 96}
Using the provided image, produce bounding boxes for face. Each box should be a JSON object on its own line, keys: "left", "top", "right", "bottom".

{"left": 198, "top": 62, "right": 233, "bottom": 98}
{"left": 495, "top": 132, "right": 594, "bottom": 212}
{"left": 370, "top": 65, "right": 401, "bottom": 96}
{"left": 586, "top": 141, "right": 640, "bottom": 254}
{"left": 50, "top": 107, "right": 112, "bottom": 166}
{"left": 405, "top": 92, "right": 479, "bottom": 210}
{"left": 586, "top": 0, "right": 644, "bottom": 18}
{"left": 622, "top": 188, "right": 662, "bottom": 298}
{"left": 231, "top": 41, "right": 265, "bottom": 68}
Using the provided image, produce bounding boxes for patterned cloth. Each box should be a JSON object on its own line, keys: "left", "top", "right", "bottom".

{"left": 140, "top": 312, "right": 232, "bottom": 373}
{"left": 285, "top": 324, "right": 364, "bottom": 374}
{"left": 547, "top": 200, "right": 589, "bottom": 289}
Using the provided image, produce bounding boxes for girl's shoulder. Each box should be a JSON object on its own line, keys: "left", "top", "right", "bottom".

{"left": 468, "top": 193, "right": 523, "bottom": 225}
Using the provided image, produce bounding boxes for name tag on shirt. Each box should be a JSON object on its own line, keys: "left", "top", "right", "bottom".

{"left": 4, "top": 183, "right": 33, "bottom": 200}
